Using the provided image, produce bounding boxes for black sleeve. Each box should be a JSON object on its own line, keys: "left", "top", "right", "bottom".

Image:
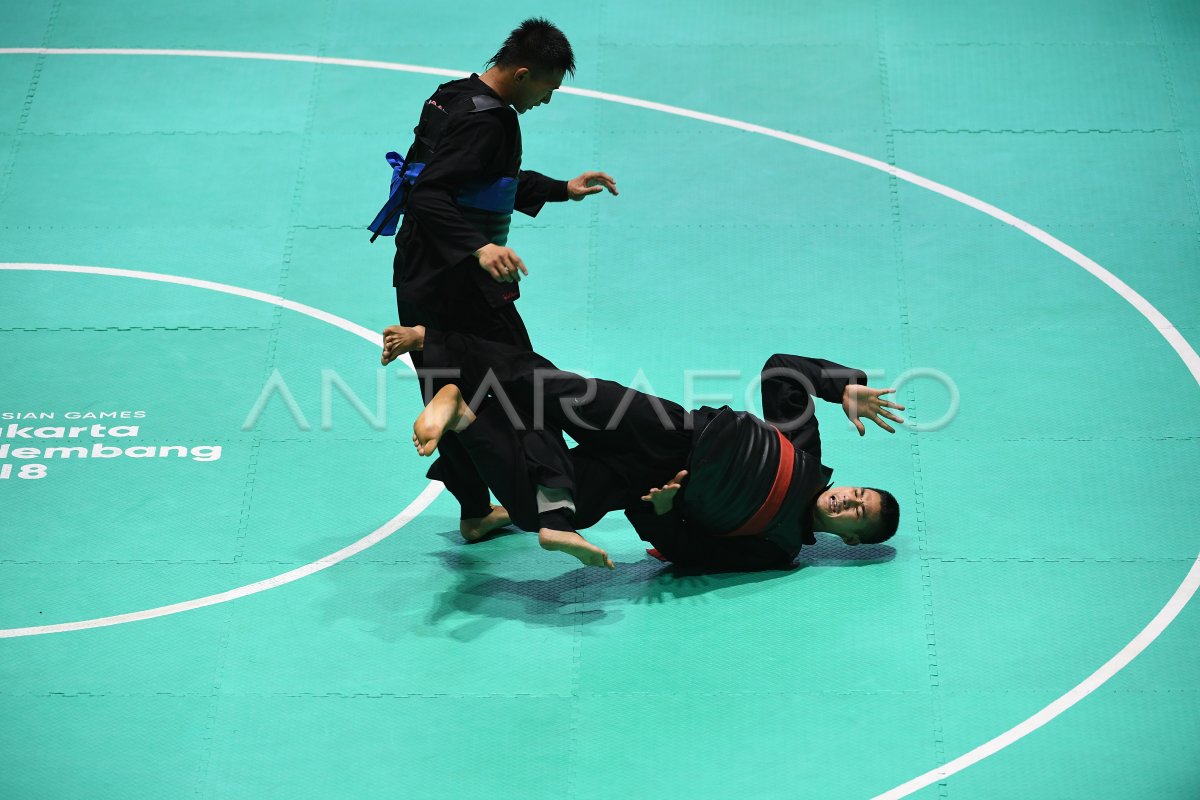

{"left": 515, "top": 169, "right": 569, "bottom": 216}
{"left": 760, "top": 353, "right": 867, "bottom": 460}
{"left": 404, "top": 112, "right": 501, "bottom": 267}
{"left": 624, "top": 502, "right": 793, "bottom": 572}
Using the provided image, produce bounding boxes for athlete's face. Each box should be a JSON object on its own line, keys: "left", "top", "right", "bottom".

{"left": 812, "top": 486, "right": 882, "bottom": 545}
{"left": 513, "top": 68, "right": 564, "bottom": 113}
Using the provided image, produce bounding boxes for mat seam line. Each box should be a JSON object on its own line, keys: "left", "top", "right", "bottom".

{"left": 17, "top": 687, "right": 1200, "bottom": 698}
{"left": 0, "top": 0, "right": 60, "bottom": 210}
{"left": 889, "top": 41, "right": 1162, "bottom": 48}
{"left": 1148, "top": 0, "right": 1200, "bottom": 232}
{"left": 566, "top": 9, "right": 608, "bottom": 796}
{"left": 0, "top": 325, "right": 269, "bottom": 332}
{"left": 186, "top": 5, "right": 333, "bottom": 796}
{"left": 879, "top": 15, "right": 949, "bottom": 795}
{"left": 895, "top": 128, "right": 1178, "bottom": 134}
{"left": 594, "top": 40, "right": 1162, "bottom": 48}
{"left": 3, "top": 556, "right": 1190, "bottom": 565}
{"left": 11, "top": 130, "right": 305, "bottom": 136}
{"left": 3, "top": 221, "right": 1197, "bottom": 231}
{"left": 0, "top": 224, "right": 277, "bottom": 229}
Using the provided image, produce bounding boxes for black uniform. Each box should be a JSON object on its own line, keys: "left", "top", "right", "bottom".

{"left": 394, "top": 73, "right": 568, "bottom": 333}
{"left": 421, "top": 330, "right": 869, "bottom": 571}
{"left": 391, "top": 74, "right": 569, "bottom": 517}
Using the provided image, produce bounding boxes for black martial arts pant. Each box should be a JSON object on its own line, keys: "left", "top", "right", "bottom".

{"left": 422, "top": 328, "right": 711, "bottom": 532}
{"left": 421, "top": 331, "right": 846, "bottom": 536}
{"left": 396, "top": 283, "right": 532, "bottom": 520}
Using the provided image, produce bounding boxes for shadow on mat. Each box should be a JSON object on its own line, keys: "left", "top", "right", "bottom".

{"left": 797, "top": 535, "right": 897, "bottom": 567}
{"left": 308, "top": 518, "right": 894, "bottom": 641}
{"left": 418, "top": 532, "right": 896, "bottom": 639}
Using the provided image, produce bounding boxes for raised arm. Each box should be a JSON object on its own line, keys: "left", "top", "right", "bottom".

{"left": 760, "top": 353, "right": 903, "bottom": 459}
{"left": 514, "top": 169, "right": 568, "bottom": 216}
{"left": 515, "top": 169, "right": 618, "bottom": 217}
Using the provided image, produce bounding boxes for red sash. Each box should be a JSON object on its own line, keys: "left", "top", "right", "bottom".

{"left": 718, "top": 429, "right": 794, "bottom": 538}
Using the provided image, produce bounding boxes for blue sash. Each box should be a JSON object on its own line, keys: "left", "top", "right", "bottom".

{"left": 368, "top": 154, "right": 519, "bottom": 242}
{"left": 457, "top": 177, "right": 518, "bottom": 214}
{"left": 367, "top": 152, "right": 424, "bottom": 241}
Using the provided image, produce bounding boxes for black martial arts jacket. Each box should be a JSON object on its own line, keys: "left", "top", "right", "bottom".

{"left": 421, "top": 327, "right": 866, "bottom": 573}
{"left": 625, "top": 355, "right": 865, "bottom": 572}
{"left": 393, "top": 75, "right": 568, "bottom": 313}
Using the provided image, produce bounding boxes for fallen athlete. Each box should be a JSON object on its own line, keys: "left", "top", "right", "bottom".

{"left": 382, "top": 325, "right": 903, "bottom": 572}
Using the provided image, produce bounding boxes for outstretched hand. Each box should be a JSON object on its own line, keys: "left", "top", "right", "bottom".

{"left": 841, "top": 385, "right": 906, "bottom": 436}
{"left": 567, "top": 171, "right": 618, "bottom": 200}
{"left": 641, "top": 470, "right": 688, "bottom": 516}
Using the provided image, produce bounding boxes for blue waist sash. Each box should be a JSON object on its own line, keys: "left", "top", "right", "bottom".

{"left": 368, "top": 152, "right": 517, "bottom": 242}
{"left": 457, "top": 177, "right": 517, "bottom": 214}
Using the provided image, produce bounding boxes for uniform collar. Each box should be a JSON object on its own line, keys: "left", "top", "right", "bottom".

{"left": 799, "top": 464, "right": 834, "bottom": 546}
{"left": 468, "top": 73, "right": 506, "bottom": 104}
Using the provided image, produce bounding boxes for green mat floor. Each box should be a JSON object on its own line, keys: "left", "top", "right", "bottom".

{"left": 2, "top": 1, "right": 1199, "bottom": 798}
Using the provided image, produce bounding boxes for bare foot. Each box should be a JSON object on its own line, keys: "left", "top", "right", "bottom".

{"left": 460, "top": 505, "right": 512, "bottom": 543}
{"left": 538, "top": 528, "right": 615, "bottom": 570}
{"left": 413, "top": 384, "right": 475, "bottom": 456}
{"left": 380, "top": 324, "right": 425, "bottom": 366}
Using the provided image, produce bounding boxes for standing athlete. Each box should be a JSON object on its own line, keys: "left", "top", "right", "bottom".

{"left": 379, "top": 18, "right": 618, "bottom": 538}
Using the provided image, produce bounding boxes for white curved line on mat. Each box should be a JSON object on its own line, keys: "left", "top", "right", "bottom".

{"left": 876, "top": 557, "right": 1200, "bottom": 797}
{"left": 0, "top": 49, "right": 1197, "bottom": 798}
{"left": 0, "top": 263, "right": 440, "bottom": 638}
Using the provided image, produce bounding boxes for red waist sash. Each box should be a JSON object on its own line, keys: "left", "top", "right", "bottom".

{"left": 718, "top": 428, "right": 795, "bottom": 538}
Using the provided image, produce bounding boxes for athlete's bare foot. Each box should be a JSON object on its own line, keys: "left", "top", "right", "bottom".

{"left": 380, "top": 324, "right": 425, "bottom": 366}
{"left": 413, "top": 384, "right": 475, "bottom": 456}
{"left": 460, "top": 505, "right": 512, "bottom": 543}
{"left": 538, "top": 528, "right": 615, "bottom": 570}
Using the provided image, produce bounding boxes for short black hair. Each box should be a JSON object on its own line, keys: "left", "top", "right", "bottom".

{"left": 487, "top": 18, "right": 576, "bottom": 77}
{"left": 861, "top": 488, "right": 899, "bottom": 544}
